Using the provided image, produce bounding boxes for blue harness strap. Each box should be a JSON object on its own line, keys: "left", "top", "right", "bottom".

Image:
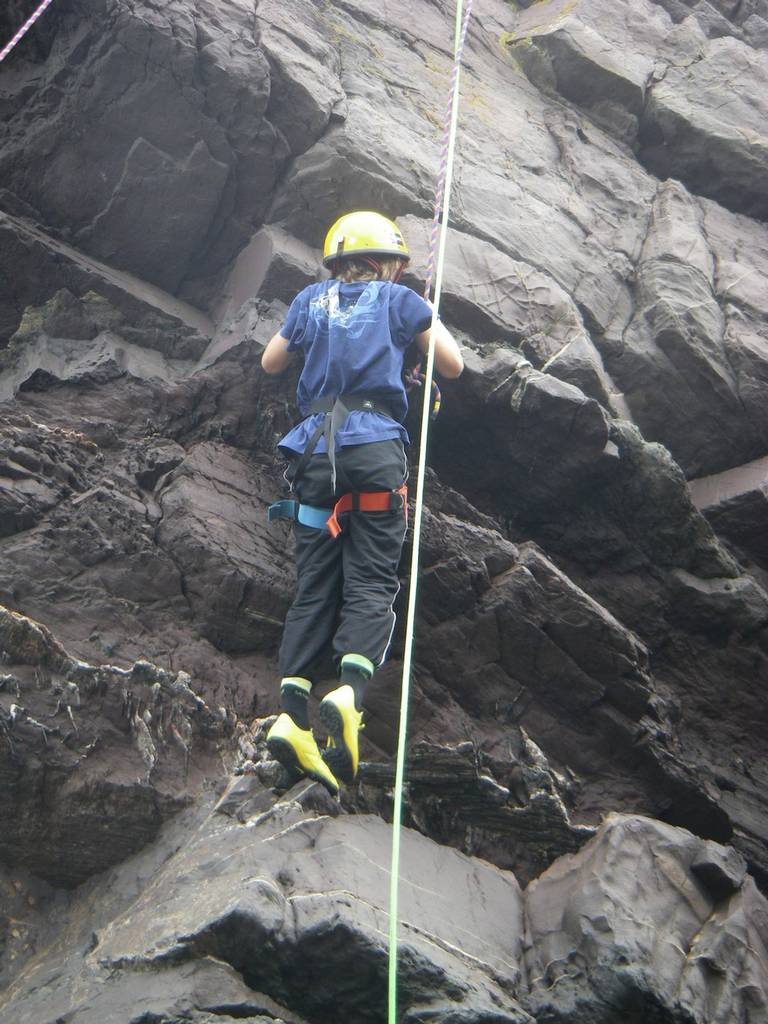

{"left": 267, "top": 500, "right": 332, "bottom": 530}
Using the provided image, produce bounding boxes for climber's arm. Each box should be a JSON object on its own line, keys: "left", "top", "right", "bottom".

{"left": 261, "top": 332, "right": 293, "bottom": 374}
{"left": 415, "top": 318, "right": 464, "bottom": 379}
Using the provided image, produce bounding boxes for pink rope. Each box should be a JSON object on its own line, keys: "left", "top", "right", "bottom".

{"left": 423, "top": 0, "right": 474, "bottom": 300}
{"left": 0, "top": 0, "right": 57, "bottom": 64}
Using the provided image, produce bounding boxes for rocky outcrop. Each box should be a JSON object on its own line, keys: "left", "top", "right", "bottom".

{"left": 525, "top": 814, "right": 768, "bottom": 1024}
{"left": 1, "top": 796, "right": 765, "bottom": 1024}
{"left": 641, "top": 32, "right": 768, "bottom": 219}
{"left": 0, "top": 212, "right": 214, "bottom": 350}
{"left": 0, "top": 0, "right": 290, "bottom": 295}
{"left": 6, "top": 327, "right": 767, "bottom": 892}
{"left": 653, "top": 0, "right": 768, "bottom": 47}
{"left": 0, "top": 605, "right": 230, "bottom": 886}
{"left": 690, "top": 456, "right": 768, "bottom": 568}
{"left": 597, "top": 182, "right": 767, "bottom": 478}
{"left": 4, "top": 0, "right": 768, "bottom": 489}
{"left": 503, "top": 1, "right": 768, "bottom": 219}
{"left": 3, "top": 242, "right": 768, "bottom": 1018}
{"left": 0, "top": 786, "right": 532, "bottom": 1024}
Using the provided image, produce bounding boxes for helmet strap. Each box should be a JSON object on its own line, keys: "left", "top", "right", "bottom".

{"left": 392, "top": 261, "right": 406, "bottom": 284}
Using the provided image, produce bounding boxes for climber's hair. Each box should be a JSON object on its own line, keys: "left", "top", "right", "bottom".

{"left": 334, "top": 256, "right": 406, "bottom": 282}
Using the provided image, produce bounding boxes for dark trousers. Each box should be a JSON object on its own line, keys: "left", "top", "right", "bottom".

{"left": 278, "top": 439, "right": 408, "bottom": 681}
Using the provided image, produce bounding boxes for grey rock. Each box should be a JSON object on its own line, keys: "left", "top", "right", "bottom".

{"left": 0, "top": 212, "right": 213, "bottom": 348}
{"left": 4, "top": 0, "right": 768, "bottom": 1017}
{"left": 691, "top": 838, "right": 748, "bottom": 898}
{"left": 0, "top": 605, "right": 229, "bottom": 886}
{"left": 689, "top": 455, "right": 768, "bottom": 567}
{"left": 652, "top": 0, "right": 768, "bottom": 38}
{"left": 128, "top": 438, "right": 186, "bottom": 492}
{"left": 80, "top": 136, "right": 229, "bottom": 293}
{"left": 502, "top": 0, "right": 665, "bottom": 144}
{"left": 2, "top": 323, "right": 198, "bottom": 404}
{"left": 353, "top": 736, "right": 596, "bottom": 885}
{"left": 0, "top": 863, "right": 63, "bottom": 990}
{"left": 36, "top": 289, "right": 97, "bottom": 341}
{"left": 213, "top": 225, "right": 319, "bottom": 327}
{"left": 541, "top": 333, "right": 618, "bottom": 412}
{"left": 435, "top": 346, "right": 613, "bottom": 512}
{"left": 2, "top": 235, "right": 767, "bottom": 894}
{"left": 667, "top": 567, "right": 768, "bottom": 634}
{"left": 8, "top": 956, "right": 292, "bottom": 1024}
{"left": 686, "top": 1, "right": 742, "bottom": 36}
{"left": 599, "top": 420, "right": 739, "bottom": 579}
{"left": 0, "top": 411, "right": 93, "bottom": 537}
{"left": 398, "top": 215, "right": 588, "bottom": 352}
{"left": 639, "top": 36, "right": 768, "bottom": 219}
{"left": 205, "top": 225, "right": 320, "bottom": 361}
{"left": 701, "top": 199, "right": 768, "bottom": 324}
{"left": 184, "top": 1016, "right": 279, "bottom": 1024}
{"left": 598, "top": 181, "right": 762, "bottom": 478}
{"left": 258, "top": 0, "right": 346, "bottom": 156}
{"left": 155, "top": 441, "right": 295, "bottom": 653}
{"left": 197, "top": 298, "right": 286, "bottom": 373}
{"left": 743, "top": 14, "right": 768, "bottom": 45}
{"left": 264, "top": 0, "right": 654, "bottom": 346}
{"left": 396, "top": 216, "right": 623, "bottom": 413}
{"left": 700, "top": 199, "right": 768, "bottom": 457}
{"left": 415, "top": 528, "right": 665, "bottom": 808}
{"left": 4, "top": 800, "right": 767, "bottom": 1024}
{"left": 0, "top": 798, "right": 531, "bottom": 1024}
{"left": 524, "top": 814, "right": 768, "bottom": 1024}
{"left": 0, "top": 0, "right": 289, "bottom": 292}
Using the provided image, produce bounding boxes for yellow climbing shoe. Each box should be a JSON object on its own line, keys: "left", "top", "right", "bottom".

{"left": 266, "top": 713, "right": 339, "bottom": 797}
{"left": 319, "top": 684, "right": 363, "bottom": 784}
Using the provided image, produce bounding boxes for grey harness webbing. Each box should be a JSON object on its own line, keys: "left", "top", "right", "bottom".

{"left": 291, "top": 394, "right": 396, "bottom": 492}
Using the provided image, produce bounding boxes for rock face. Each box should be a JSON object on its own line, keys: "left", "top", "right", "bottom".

{"left": 2, "top": 0, "right": 768, "bottom": 1020}
{"left": 0, "top": 783, "right": 531, "bottom": 1024}
{"left": 1, "top": 796, "right": 766, "bottom": 1024}
{"left": 0, "top": 604, "right": 230, "bottom": 886}
{"left": 689, "top": 456, "right": 768, "bottom": 568}
{"left": 525, "top": 814, "right": 768, "bottom": 1024}
{"left": 0, "top": 0, "right": 291, "bottom": 294}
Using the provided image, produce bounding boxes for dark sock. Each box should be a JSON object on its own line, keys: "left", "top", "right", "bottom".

{"left": 280, "top": 682, "right": 310, "bottom": 730}
{"left": 339, "top": 657, "right": 373, "bottom": 711}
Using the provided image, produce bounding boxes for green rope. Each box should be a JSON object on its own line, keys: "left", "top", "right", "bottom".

{"left": 387, "top": 3, "right": 470, "bottom": 1021}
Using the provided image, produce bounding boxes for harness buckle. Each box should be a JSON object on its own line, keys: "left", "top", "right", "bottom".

{"left": 267, "top": 499, "right": 298, "bottom": 522}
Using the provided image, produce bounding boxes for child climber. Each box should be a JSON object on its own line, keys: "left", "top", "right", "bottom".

{"left": 262, "top": 211, "right": 463, "bottom": 795}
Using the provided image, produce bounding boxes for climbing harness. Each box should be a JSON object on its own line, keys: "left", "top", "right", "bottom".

{"left": 388, "top": 2, "right": 473, "bottom": 1023}
{"left": 304, "top": 393, "right": 396, "bottom": 492}
{"left": 268, "top": 484, "right": 408, "bottom": 539}
{"left": 267, "top": 500, "right": 333, "bottom": 531}
{"left": 266, "top": 393, "right": 408, "bottom": 537}
{"left": 0, "top": 0, "right": 56, "bottom": 63}
{"left": 325, "top": 485, "right": 408, "bottom": 539}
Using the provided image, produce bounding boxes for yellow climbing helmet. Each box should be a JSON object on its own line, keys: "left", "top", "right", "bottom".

{"left": 322, "top": 211, "right": 410, "bottom": 267}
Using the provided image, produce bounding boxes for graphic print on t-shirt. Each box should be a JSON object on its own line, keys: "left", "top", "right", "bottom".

{"left": 308, "top": 282, "right": 383, "bottom": 340}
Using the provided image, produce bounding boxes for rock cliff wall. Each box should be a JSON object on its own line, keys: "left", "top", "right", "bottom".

{"left": 1, "top": 0, "right": 768, "bottom": 1021}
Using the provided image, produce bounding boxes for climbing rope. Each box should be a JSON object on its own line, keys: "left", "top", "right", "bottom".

{"left": 423, "top": 6, "right": 471, "bottom": 304}
{"left": 387, "top": 1, "right": 473, "bottom": 1021}
{"left": 404, "top": 2, "right": 474, "bottom": 421}
{"left": 0, "top": 0, "right": 56, "bottom": 63}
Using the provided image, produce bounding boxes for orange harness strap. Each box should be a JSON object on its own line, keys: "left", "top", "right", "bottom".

{"left": 326, "top": 484, "right": 408, "bottom": 539}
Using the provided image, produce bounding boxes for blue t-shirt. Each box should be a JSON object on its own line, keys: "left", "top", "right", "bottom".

{"left": 277, "top": 279, "right": 432, "bottom": 455}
